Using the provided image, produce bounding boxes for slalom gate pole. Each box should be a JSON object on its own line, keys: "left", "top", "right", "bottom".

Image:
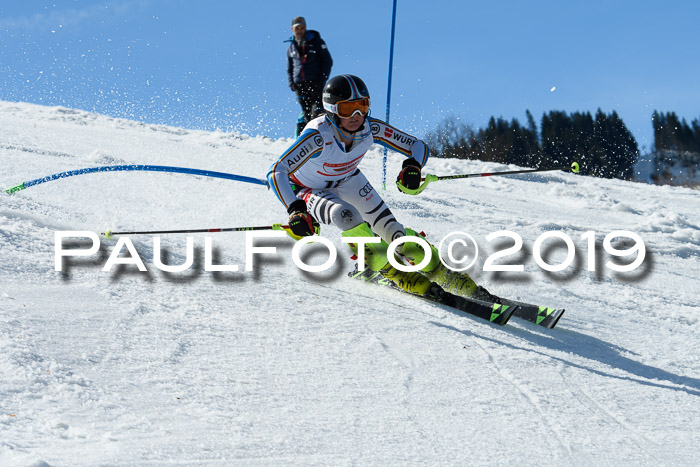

{"left": 4, "top": 164, "right": 268, "bottom": 195}
{"left": 397, "top": 162, "right": 580, "bottom": 195}
{"left": 382, "top": 0, "right": 398, "bottom": 192}
{"left": 103, "top": 224, "right": 292, "bottom": 239}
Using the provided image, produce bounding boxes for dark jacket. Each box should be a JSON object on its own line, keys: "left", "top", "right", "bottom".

{"left": 286, "top": 30, "right": 333, "bottom": 86}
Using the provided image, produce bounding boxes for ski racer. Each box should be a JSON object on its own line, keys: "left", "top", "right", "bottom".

{"left": 267, "top": 74, "right": 485, "bottom": 299}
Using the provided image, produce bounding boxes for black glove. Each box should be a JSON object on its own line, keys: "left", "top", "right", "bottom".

{"left": 397, "top": 158, "right": 422, "bottom": 190}
{"left": 290, "top": 83, "right": 297, "bottom": 92}
{"left": 287, "top": 199, "right": 319, "bottom": 237}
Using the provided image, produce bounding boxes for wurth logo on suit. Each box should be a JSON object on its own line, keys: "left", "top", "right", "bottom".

{"left": 381, "top": 125, "right": 415, "bottom": 147}
{"left": 389, "top": 130, "right": 414, "bottom": 146}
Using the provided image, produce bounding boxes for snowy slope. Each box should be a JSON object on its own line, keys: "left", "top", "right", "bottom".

{"left": 1, "top": 101, "right": 699, "bottom": 466}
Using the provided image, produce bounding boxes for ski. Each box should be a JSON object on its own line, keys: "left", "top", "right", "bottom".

{"left": 349, "top": 266, "right": 564, "bottom": 329}
{"left": 350, "top": 269, "right": 515, "bottom": 326}
{"left": 496, "top": 298, "right": 565, "bottom": 329}
{"left": 425, "top": 283, "right": 516, "bottom": 326}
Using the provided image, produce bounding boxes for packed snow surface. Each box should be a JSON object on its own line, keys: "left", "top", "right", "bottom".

{"left": 1, "top": 101, "right": 699, "bottom": 466}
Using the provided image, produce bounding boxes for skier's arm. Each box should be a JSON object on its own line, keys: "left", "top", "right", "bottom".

{"left": 266, "top": 130, "right": 324, "bottom": 209}
{"left": 287, "top": 48, "right": 295, "bottom": 89}
{"left": 370, "top": 118, "right": 429, "bottom": 167}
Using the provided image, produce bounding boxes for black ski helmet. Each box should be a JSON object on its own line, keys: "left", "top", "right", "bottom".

{"left": 322, "top": 75, "right": 371, "bottom": 117}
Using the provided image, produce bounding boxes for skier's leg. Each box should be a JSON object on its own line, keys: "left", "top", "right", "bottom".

{"left": 301, "top": 188, "right": 364, "bottom": 231}
{"left": 335, "top": 171, "right": 405, "bottom": 244}
{"left": 299, "top": 183, "right": 430, "bottom": 295}
{"left": 341, "top": 222, "right": 432, "bottom": 296}
{"left": 331, "top": 172, "right": 455, "bottom": 295}
{"left": 397, "top": 228, "right": 480, "bottom": 299}
{"left": 304, "top": 172, "right": 480, "bottom": 297}
{"left": 300, "top": 186, "right": 388, "bottom": 270}
{"left": 341, "top": 222, "right": 391, "bottom": 272}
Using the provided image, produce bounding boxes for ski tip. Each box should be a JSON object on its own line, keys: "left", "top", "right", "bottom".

{"left": 547, "top": 309, "right": 566, "bottom": 329}
{"left": 535, "top": 307, "right": 565, "bottom": 329}
{"left": 490, "top": 303, "right": 516, "bottom": 326}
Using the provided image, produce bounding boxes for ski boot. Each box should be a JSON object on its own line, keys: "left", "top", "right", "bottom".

{"left": 471, "top": 285, "right": 502, "bottom": 303}
{"left": 399, "top": 228, "right": 480, "bottom": 299}
{"left": 342, "top": 223, "right": 433, "bottom": 296}
{"left": 377, "top": 263, "right": 433, "bottom": 296}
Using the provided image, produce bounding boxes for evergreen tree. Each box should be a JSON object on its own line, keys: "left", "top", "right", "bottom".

{"left": 426, "top": 109, "right": 638, "bottom": 181}
{"left": 541, "top": 110, "right": 576, "bottom": 167}
{"left": 524, "top": 109, "right": 541, "bottom": 166}
{"left": 608, "top": 111, "right": 638, "bottom": 180}
{"left": 650, "top": 111, "right": 700, "bottom": 185}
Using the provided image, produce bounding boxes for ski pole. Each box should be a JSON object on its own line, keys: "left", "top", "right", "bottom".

{"left": 397, "top": 162, "right": 580, "bottom": 195}
{"left": 102, "top": 223, "right": 319, "bottom": 241}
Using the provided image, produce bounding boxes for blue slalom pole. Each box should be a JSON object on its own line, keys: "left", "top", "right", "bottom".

{"left": 382, "top": 0, "right": 398, "bottom": 191}
{"left": 4, "top": 164, "right": 267, "bottom": 194}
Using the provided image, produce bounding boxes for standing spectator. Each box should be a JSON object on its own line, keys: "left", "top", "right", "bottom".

{"left": 286, "top": 16, "right": 333, "bottom": 136}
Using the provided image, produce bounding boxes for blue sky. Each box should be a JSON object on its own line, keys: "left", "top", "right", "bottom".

{"left": 1, "top": 0, "right": 699, "bottom": 152}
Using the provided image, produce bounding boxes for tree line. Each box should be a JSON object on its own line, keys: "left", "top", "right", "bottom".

{"left": 425, "top": 109, "right": 699, "bottom": 184}
{"left": 651, "top": 111, "right": 700, "bottom": 185}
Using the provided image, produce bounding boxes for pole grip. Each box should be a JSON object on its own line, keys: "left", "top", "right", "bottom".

{"left": 396, "top": 174, "right": 437, "bottom": 195}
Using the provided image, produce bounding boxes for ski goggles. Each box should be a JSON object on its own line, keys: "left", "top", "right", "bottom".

{"left": 326, "top": 97, "right": 371, "bottom": 118}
